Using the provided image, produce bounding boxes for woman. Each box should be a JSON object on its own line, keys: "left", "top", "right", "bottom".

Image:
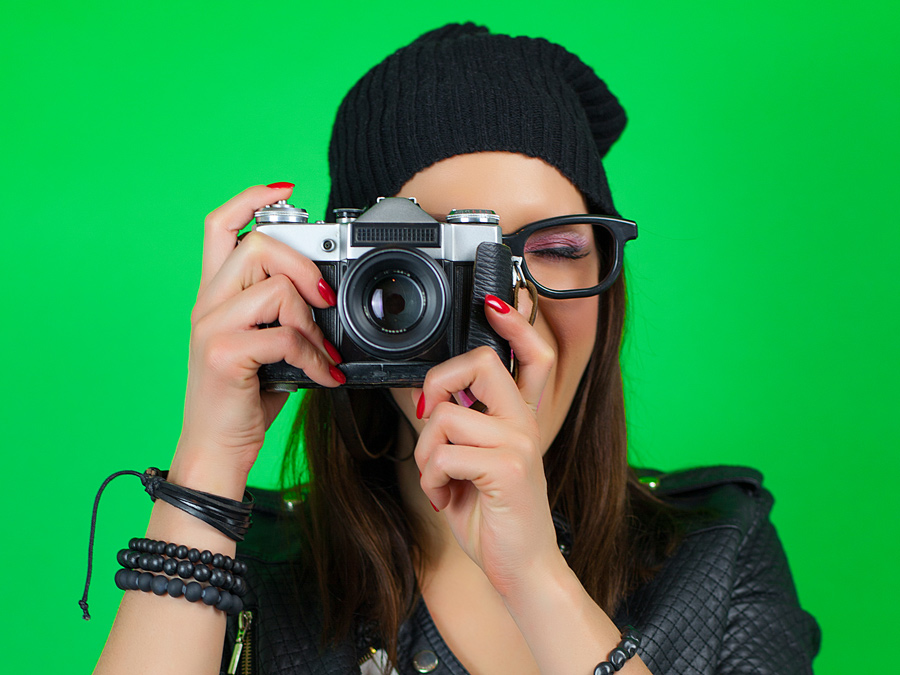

{"left": 93, "top": 23, "right": 819, "bottom": 675}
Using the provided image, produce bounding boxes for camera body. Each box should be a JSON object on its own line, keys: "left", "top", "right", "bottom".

{"left": 253, "top": 196, "right": 515, "bottom": 390}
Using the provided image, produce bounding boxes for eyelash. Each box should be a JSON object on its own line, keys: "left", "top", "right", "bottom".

{"left": 527, "top": 245, "right": 590, "bottom": 261}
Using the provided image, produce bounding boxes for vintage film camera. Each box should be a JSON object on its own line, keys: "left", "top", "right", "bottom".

{"left": 253, "top": 196, "right": 515, "bottom": 390}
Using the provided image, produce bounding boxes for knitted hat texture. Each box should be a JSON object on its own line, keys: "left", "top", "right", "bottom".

{"left": 326, "top": 23, "right": 626, "bottom": 217}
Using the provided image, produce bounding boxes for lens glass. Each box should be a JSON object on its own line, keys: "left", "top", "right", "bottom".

{"left": 523, "top": 223, "right": 611, "bottom": 291}
{"left": 364, "top": 271, "right": 425, "bottom": 333}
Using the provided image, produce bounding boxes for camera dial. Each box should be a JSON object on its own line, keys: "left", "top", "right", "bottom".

{"left": 447, "top": 209, "right": 500, "bottom": 224}
{"left": 254, "top": 200, "right": 309, "bottom": 224}
{"left": 334, "top": 208, "right": 363, "bottom": 224}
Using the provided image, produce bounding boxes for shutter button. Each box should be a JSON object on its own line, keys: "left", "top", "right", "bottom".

{"left": 412, "top": 649, "right": 439, "bottom": 673}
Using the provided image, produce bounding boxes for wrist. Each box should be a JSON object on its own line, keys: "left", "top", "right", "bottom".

{"left": 500, "top": 553, "right": 636, "bottom": 675}
{"left": 169, "top": 447, "right": 251, "bottom": 502}
{"left": 500, "top": 548, "right": 581, "bottom": 618}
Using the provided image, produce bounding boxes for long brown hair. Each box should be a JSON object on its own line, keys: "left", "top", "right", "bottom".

{"left": 279, "top": 268, "right": 682, "bottom": 658}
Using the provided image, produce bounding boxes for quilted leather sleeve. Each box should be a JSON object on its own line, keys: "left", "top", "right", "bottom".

{"left": 616, "top": 470, "right": 820, "bottom": 674}
{"left": 716, "top": 491, "right": 821, "bottom": 674}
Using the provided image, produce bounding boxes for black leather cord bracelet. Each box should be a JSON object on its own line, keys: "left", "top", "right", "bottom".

{"left": 593, "top": 626, "right": 642, "bottom": 674}
{"left": 143, "top": 468, "right": 254, "bottom": 541}
{"left": 79, "top": 467, "right": 255, "bottom": 620}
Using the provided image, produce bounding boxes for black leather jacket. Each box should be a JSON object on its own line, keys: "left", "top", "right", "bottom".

{"left": 220, "top": 466, "right": 820, "bottom": 674}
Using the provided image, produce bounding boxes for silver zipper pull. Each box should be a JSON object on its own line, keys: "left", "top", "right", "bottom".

{"left": 227, "top": 610, "right": 253, "bottom": 675}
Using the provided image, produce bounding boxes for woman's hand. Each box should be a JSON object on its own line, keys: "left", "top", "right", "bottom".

{"left": 414, "top": 294, "right": 564, "bottom": 598}
{"left": 175, "top": 184, "right": 344, "bottom": 480}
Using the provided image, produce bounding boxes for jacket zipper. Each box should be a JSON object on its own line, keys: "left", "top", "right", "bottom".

{"left": 227, "top": 610, "right": 254, "bottom": 675}
{"left": 358, "top": 646, "right": 377, "bottom": 667}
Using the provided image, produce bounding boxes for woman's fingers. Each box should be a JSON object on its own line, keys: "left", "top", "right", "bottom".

{"left": 199, "top": 324, "right": 344, "bottom": 388}
{"left": 419, "top": 441, "right": 541, "bottom": 511}
{"left": 194, "top": 274, "right": 342, "bottom": 386}
{"left": 199, "top": 183, "right": 294, "bottom": 295}
{"left": 193, "top": 228, "right": 336, "bottom": 324}
{"left": 417, "top": 345, "right": 525, "bottom": 420}
{"left": 415, "top": 294, "right": 555, "bottom": 418}
{"left": 200, "top": 272, "right": 325, "bottom": 346}
{"left": 483, "top": 294, "right": 555, "bottom": 411}
{"left": 416, "top": 401, "right": 523, "bottom": 457}
{"left": 415, "top": 396, "right": 542, "bottom": 510}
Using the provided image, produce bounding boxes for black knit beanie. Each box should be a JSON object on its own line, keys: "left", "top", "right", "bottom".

{"left": 326, "top": 22, "right": 626, "bottom": 218}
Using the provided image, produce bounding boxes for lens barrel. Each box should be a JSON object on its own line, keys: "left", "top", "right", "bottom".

{"left": 338, "top": 247, "right": 450, "bottom": 359}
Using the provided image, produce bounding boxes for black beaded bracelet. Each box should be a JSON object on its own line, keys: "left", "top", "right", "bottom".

{"left": 593, "top": 626, "right": 642, "bottom": 674}
{"left": 117, "top": 549, "right": 248, "bottom": 597}
{"left": 128, "top": 538, "right": 249, "bottom": 576}
{"left": 114, "top": 568, "right": 244, "bottom": 615}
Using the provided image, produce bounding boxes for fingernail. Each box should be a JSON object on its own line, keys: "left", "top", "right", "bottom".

{"left": 323, "top": 339, "right": 342, "bottom": 365}
{"left": 457, "top": 388, "right": 476, "bottom": 408}
{"left": 416, "top": 393, "right": 426, "bottom": 420}
{"left": 484, "top": 294, "right": 511, "bottom": 314}
{"left": 266, "top": 181, "right": 294, "bottom": 188}
{"left": 329, "top": 364, "right": 346, "bottom": 385}
{"left": 430, "top": 500, "right": 440, "bottom": 512}
{"left": 318, "top": 278, "right": 337, "bottom": 307}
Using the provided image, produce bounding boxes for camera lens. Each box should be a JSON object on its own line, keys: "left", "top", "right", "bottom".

{"left": 339, "top": 247, "right": 450, "bottom": 359}
{"left": 365, "top": 272, "right": 424, "bottom": 333}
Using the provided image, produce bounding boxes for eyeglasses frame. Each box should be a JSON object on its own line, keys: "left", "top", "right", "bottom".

{"left": 501, "top": 214, "right": 638, "bottom": 299}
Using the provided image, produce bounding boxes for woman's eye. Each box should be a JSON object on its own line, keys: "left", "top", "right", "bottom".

{"left": 524, "top": 230, "right": 593, "bottom": 261}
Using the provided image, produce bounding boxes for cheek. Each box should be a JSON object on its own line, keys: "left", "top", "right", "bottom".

{"left": 540, "top": 297, "right": 599, "bottom": 367}
{"left": 533, "top": 296, "right": 598, "bottom": 451}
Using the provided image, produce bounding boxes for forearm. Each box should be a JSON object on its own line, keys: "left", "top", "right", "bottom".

{"left": 93, "top": 458, "right": 247, "bottom": 675}
{"left": 503, "top": 557, "right": 651, "bottom": 675}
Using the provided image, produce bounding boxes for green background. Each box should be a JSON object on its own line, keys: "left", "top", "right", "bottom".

{"left": 2, "top": 1, "right": 897, "bottom": 672}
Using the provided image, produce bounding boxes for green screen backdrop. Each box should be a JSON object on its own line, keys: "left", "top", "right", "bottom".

{"left": 2, "top": 2, "right": 897, "bottom": 673}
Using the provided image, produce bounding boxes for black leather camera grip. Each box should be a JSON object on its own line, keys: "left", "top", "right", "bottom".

{"left": 466, "top": 242, "right": 514, "bottom": 371}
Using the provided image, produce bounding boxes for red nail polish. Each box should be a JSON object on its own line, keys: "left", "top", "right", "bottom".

{"left": 484, "top": 294, "right": 511, "bottom": 314}
{"left": 318, "top": 278, "right": 337, "bottom": 307}
{"left": 416, "top": 393, "right": 426, "bottom": 420}
{"left": 329, "top": 364, "right": 346, "bottom": 384}
{"left": 430, "top": 500, "right": 440, "bottom": 512}
{"left": 323, "top": 339, "right": 342, "bottom": 365}
{"left": 457, "top": 388, "right": 477, "bottom": 408}
{"left": 266, "top": 181, "right": 295, "bottom": 189}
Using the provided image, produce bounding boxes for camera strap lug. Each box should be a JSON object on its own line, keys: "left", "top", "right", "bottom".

{"left": 509, "top": 256, "right": 539, "bottom": 384}
{"left": 511, "top": 256, "right": 539, "bottom": 327}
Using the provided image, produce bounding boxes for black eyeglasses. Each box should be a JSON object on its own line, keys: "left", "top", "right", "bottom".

{"left": 501, "top": 215, "right": 638, "bottom": 298}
